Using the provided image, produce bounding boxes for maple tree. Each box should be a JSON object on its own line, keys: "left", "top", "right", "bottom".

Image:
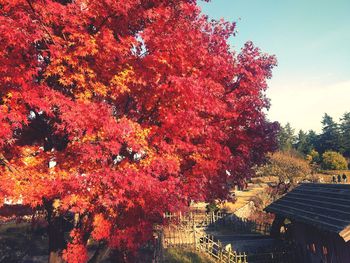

{"left": 0, "top": 0, "right": 278, "bottom": 262}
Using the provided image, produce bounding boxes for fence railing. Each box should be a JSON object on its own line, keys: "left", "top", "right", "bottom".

{"left": 196, "top": 232, "right": 248, "bottom": 263}
{"left": 157, "top": 212, "right": 294, "bottom": 263}
{"left": 161, "top": 224, "right": 247, "bottom": 263}
{"left": 163, "top": 211, "right": 226, "bottom": 227}
{"left": 163, "top": 225, "right": 196, "bottom": 247}
{"left": 163, "top": 211, "right": 271, "bottom": 235}
{"left": 220, "top": 216, "right": 271, "bottom": 235}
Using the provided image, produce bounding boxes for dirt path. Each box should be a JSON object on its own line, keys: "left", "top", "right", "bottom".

{"left": 191, "top": 177, "right": 278, "bottom": 215}
{"left": 220, "top": 177, "right": 278, "bottom": 216}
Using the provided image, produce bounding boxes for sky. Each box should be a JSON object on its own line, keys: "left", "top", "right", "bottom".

{"left": 198, "top": 0, "right": 350, "bottom": 133}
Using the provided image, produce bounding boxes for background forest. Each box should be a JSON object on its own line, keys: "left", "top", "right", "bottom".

{"left": 277, "top": 112, "right": 350, "bottom": 170}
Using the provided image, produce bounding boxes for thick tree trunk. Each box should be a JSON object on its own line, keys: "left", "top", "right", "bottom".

{"left": 88, "top": 242, "right": 111, "bottom": 263}
{"left": 45, "top": 200, "right": 66, "bottom": 263}
{"left": 48, "top": 251, "right": 65, "bottom": 263}
{"left": 48, "top": 216, "right": 66, "bottom": 263}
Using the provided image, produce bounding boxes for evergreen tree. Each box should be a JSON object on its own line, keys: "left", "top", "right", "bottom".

{"left": 277, "top": 123, "right": 296, "bottom": 152}
{"left": 340, "top": 112, "right": 350, "bottom": 157}
{"left": 319, "top": 113, "right": 343, "bottom": 154}
{"left": 306, "top": 130, "right": 320, "bottom": 153}
{"left": 295, "top": 130, "right": 310, "bottom": 155}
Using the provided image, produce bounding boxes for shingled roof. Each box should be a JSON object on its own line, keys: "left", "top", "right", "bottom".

{"left": 265, "top": 183, "right": 350, "bottom": 242}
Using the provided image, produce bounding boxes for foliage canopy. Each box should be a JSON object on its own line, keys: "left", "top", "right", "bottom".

{"left": 0, "top": 0, "right": 278, "bottom": 262}
{"left": 258, "top": 151, "right": 312, "bottom": 183}
{"left": 321, "top": 151, "right": 348, "bottom": 170}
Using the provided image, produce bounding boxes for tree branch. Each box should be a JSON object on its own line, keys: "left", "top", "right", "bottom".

{"left": 25, "top": 0, "right": 56, "bottom": 44}
{"left": 225, "top": 75, "right": 242, "bottom": 95}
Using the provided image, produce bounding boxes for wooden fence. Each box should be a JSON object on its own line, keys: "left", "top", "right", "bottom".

{"left": 161, "top": 226, "right": 295, "bottom": 263}
{"left": 157, "top": 212, "right": 296, "bottom": 263}
{"left": 163, "top": 225, "right": 196, "bottom": 247}
{"left": 160, "top": 224, "right": 247, "bottom": 263}
{"left": 219, "top": 216, "right": 271, "bottom": 235}
{"left": 163, "top": 211, "right": 226, "bottom": 227}
{"left": 196, "top": 232, "right": 248, "bottom": 263}
{"left": 163, "top": 211, "right": 271, "bottom": 235}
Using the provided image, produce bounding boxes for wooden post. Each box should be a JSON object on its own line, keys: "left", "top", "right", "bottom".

{"left": 180, "top": 228, "right": 182, "bottom": 246}
{"left": 206, "top": 235, "right": 209, "bottom": 251}
{"left": 190, "top": 211, "right": 194, "bottom": 228}
{"left": 193, "top": 219, "right": 197, "bottom": 249}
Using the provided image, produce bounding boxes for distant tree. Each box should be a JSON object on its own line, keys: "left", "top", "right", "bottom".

{"left": 306, "top": 149, "right": 320, "bottom": 164}
{"left": 319, "top": 114, "right": 342, "bottom": 154}
{"left": 295, "top": 130, "right": 311, "bottom": 155}
{"left": 340, "top": 112, "right": 350, "bottom": 157}
{"left": 305, "top": 130, "right": 319, "bottom": 153}
{"left": 258, "top": 151, "right": 312, "bottom": 183}
{"left": 321, "top": 151, "right": 348, "bottom": 170}
{"left": 277, "top": 123, "right": 296, "bottom": 152}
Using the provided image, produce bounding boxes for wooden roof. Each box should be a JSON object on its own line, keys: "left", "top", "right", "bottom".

{"left": 264, "top": 183, "right": 350, "bottom": 242}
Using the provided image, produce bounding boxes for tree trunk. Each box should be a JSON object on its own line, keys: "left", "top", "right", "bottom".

{"left": 88, "top": 242, "right": 111, "bottom": 263}
{"left": 45, "top": 200, "right": 66, "bottom": 263}
{"left": 48, "top": 216, "right": 66, "bottom": 263}
{"left": 49, "top": 251, "right": 65, "bottom": 263}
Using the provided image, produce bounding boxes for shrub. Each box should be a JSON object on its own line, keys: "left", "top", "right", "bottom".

{"left": 258, "top": 151, "right": 312, "bottom": 183}
{"left": 306, "top": 149, "right": 320, "bottom": 163}
{"left": 321, "top": 151, "right": 348, "bottom": 170}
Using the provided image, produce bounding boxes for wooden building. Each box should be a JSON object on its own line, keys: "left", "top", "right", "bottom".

{"left": 265, "top": 183, "right": 350, "bottom": 263}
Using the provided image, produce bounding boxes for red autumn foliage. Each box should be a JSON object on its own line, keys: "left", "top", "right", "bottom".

{"left": 62, "top": 229, "right": 89, "bottom": 263}
{"left": 0, "top": 0, "right": 278, "bottom": 262}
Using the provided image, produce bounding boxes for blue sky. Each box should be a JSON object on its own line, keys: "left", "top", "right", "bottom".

{"left": 199, "top": 0, "right": 350, "bottom": 132}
